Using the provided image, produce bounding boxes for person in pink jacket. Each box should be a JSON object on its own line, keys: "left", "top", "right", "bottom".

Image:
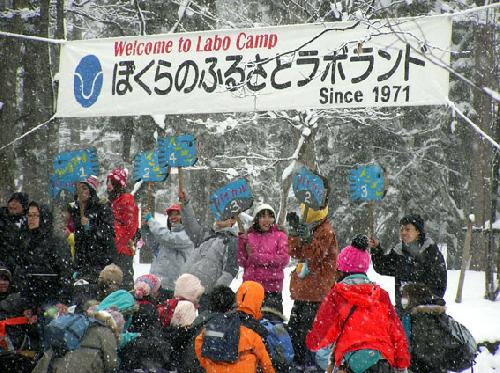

{"left": 238, "top": 204, "right": 289, "bottom": 313}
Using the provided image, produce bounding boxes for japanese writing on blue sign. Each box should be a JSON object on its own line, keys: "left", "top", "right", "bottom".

{"left": 157, "top": 134, "right": 197, "bottom": 168}
{"left": 50, "top": 148, "right": 99, "bottom": 198}
{"left": 209, "top": 178, "right": 253, "bottom": 221}
{"left": 133, "top": 150, "right": 168, "bottom": 182}
{"left": 292, "top": 167, "right": 328, "bottom": 210}
{"left": 348, "top": 164, "right": 385, "bottom": 202}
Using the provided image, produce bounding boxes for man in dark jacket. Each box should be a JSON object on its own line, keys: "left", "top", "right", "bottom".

{"left": 370, "top": 213, "right": 447, "bottom": 314}
{"left": 70, "top": 176, "right": 115, "bottom": 285}
{"left": 0, "top": 192, "right": 29, "bottom": 273}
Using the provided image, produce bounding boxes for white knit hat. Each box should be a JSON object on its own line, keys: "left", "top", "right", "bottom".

{"left": 174, "top": 273, "right": 205, "bottom": 303}
{"left": 252, "top": 203, "right": 276, "bottom": 219}
{"left": 171, "top": 300, "right": 196, "bottom": 327}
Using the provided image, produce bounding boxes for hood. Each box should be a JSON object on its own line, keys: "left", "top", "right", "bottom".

{"left": 29, "top": 203, "right": 53, "bottom": 236}
{"left": 410, "top": 304, "right": 447, "bottom": 315}
{"left": 300, "top": 203, "right": 328, "bottom": 224}
{"left": 237, "top": 281, "right": 264, "bottom": 320}
{"left": 97, "top": 289, "right": 136, "bottom": 314}
{"left": 393, "top": 236, "right": 435, "bottom": 256}
{"left": 335, "top": 276, "right": 381, "bottom": 308}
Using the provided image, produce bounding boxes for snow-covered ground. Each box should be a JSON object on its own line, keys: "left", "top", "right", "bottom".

{"left": 134, "top": 254, "right": 500, "bottom": 371}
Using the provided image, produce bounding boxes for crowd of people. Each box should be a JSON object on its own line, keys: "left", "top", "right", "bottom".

{"left": 0, "top": 170, "right": 452, "bottom": 373}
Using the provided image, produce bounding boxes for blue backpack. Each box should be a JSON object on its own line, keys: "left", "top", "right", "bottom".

{"left": 45, "top": 314, "right": 100, "bottom": 357}
{"left": 201, "top": 312, "right": 241, "bottom": 363}
{"left": 260, "top": 318, "right": 294, "bottom": 368}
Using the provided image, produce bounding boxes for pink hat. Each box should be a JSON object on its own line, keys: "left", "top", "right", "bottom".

{"left": 107, "top": 167, "right": 128, "bottom": 188}
{"left": 165, "top": 203, "right": 181, "bottom": 215}
{"left": 170, "top": 300, "right": 196, "bottom": 327}
{"left": 83, "top": 175, "right": 100, "bottom": 191}
{"left": 337, "top": 245, "right": 370, "bottom": 273}
{"left": 134, "top": 274, "right": 161, "bottom": 300}
{"left": 174, "top": 273, "right": 205, "bottom": 304}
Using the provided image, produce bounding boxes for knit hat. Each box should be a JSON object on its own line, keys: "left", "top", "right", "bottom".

{"left": 253, "top": 204, "right": 276, "bottom": 219}
{"left": 98, "top": 264, "right": 123, "bottom": 287}
{"left": 107, "top": 167, "right": 128, "bottom": 189}
{"left": 174, "top": 273, "right": 205, "bottom": 304}
{"left": 97, "top": 289, "right": 136, "bottom": 314}
{"left": 82, "top": 175, "right": 100, "bottom": 192}
{"left": 300, "top": 203, "right": 329, "bottom": 224}
{"left": 400, "top": 213, "right": 425, "bottom": 235}
{"left": 134, "top": 274, "right": 161, "bottom": 300}
{"left": 8, "top": 192, "right": 29, "bottom": 212}
{"left": 337, "top": 245, "right": 371, "bottom": 273}
{"left": 351, "top": 234, "right": 369, "bottom": 251}
{"left": 165, "top": 203, "right": 181, "bottom": 215}
{"left": 170, "top": 300, "right": 197, "bottom": 327}
{"left": 0, "top": 262, "right": 12, "bottom": 281}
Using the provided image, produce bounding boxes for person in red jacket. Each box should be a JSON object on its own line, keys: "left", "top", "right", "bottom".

{"left": 306, "top": 235, "right": 410, "bottom": 373}
{"left": 107, "top": 167, "right": 139, "bottom": 289}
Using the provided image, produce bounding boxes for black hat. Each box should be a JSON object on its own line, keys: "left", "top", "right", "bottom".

{"left": 400, "top": 213, "right": 425, "bottom": 235}
{"left": 351, "top": 234, "right": 369, "bottom": 251}
{"left": 209, "top": 285, "right": 235, "bottom": 314}
{"left": 8, "top": 192, "right": 29, "bottom": 212}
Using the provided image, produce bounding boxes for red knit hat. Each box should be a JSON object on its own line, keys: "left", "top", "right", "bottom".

{"left": 107, "top": 167, "right": 128, "bottom": 188}
{"left": 337, "top": 245, "right": 371, "bottom": 273}
{"left": 165, "top": 203, "right": 181, "bottom": 215}
{"left": 83, "top": 175, "right": 100, "bottom": 192}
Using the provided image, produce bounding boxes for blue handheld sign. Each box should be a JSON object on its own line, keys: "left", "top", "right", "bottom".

{"left": 157, "top": 134, "right": 197, "bottom": 168}
{"left": 292, "top": 167, "right": 328, "bottom": 210}
{"left": 132, "top": 150, "right": 168, "bottom": 182}
{"left": 50, "top": 148, "right": 99, "bottom": 198}
{"left": 209, "top": 178, "right": 253, "bottom": 221}
{"left": 348, "top": 164, "right": 385, "bottom": 202}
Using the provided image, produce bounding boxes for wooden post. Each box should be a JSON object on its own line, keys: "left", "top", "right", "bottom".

{"left": 455, "top": 215, "right": 474, "bottom": 303}
{"left": 178, "top": 168, "right": 185, "bottom": 195}
{"left": 140, "top": 182, "right": 155, "bottom": 264}
{"left": 367, "top": 201, "right": 374, "bottom": 237}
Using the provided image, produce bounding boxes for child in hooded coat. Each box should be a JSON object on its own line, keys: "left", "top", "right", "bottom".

{"left": 119, "top": 274, "right": 171, "bottom": 372}
{"left": 306, "top": 235, "right": 410, "bottom": 373}
{"left": 195, "top": 281, "right": 275, "bottom": 373}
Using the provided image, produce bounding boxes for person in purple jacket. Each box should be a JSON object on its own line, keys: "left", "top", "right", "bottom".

{"left": 238, "top": 203, "right": 289, "bottom": 313}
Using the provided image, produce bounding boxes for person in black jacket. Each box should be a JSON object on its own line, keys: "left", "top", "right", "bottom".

{"left": 14, "top": 202, "right": 72, "bottom": 310}
{"left": 0, "top": 192, "right": 29, "bottom": 274}
{"left": 70, "top": 176, "right": 115, "bottom": 286}
{"left": 182, "top": 285, "right": 235, "bottom": 373}
{"left": 370, "top": 213, "right": 447, "bottom": 315}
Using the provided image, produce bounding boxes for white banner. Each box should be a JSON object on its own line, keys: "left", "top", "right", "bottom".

{"left": 56, "top": 16, "right": 452, "bottom": 117}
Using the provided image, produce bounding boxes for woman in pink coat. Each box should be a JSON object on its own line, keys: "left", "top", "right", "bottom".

{"left": 238, "top": 204, "right": 289, "bottom": 312}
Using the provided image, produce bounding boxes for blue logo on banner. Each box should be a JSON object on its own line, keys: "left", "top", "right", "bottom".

{"left": 74, "top": 55, "right": 103, "bottom": 108}
{"left": 348, "top": 164, "right": 385, "bottom": 202}
{"left": 209, "top": 178, "right": 253, "bottom": 221}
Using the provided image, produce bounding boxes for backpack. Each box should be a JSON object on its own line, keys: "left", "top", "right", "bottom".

{"left": 260, "top": 318, "right": 294, "bottom": 368}
{"left": 201, "top": 312, "right": 240, "bottom": 363}
{"left": 157, "top": 298, "right": 179, "bottom": 327}
{"left": 45, "top": 314, "right": 99, "bottom": 357}
{"left": 411, "top": 313, "right": 477, "bottom": 372}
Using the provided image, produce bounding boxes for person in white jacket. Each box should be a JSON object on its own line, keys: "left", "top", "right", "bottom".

{"left": 141, "top": 204, "right": 194, "bottom": 298}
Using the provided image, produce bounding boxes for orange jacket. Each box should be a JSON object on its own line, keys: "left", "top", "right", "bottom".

{"left": 289, "top": 219, "right": 338, "bottom": 302}
{"left": 195, "top": 281, "right": 275, "bottom": 373}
